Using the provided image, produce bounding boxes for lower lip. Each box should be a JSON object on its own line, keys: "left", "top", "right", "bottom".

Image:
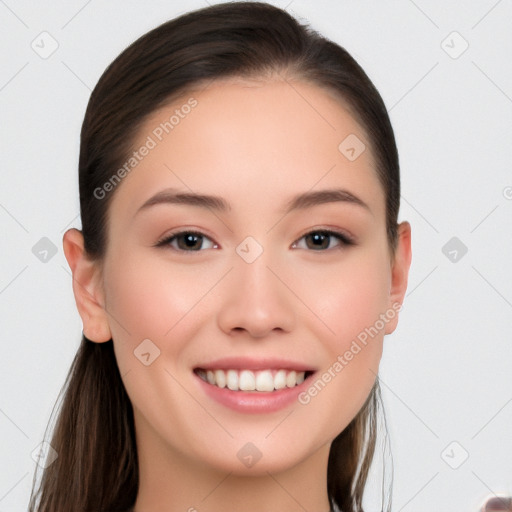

{"left": 194, "top": 372, "right": 313, "bottom": 414}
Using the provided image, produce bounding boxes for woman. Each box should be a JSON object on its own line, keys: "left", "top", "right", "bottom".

{"left": 30, "top": 2, "right": 411, "bottom": 511}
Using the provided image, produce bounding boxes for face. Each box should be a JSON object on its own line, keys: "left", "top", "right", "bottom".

{"left": 90, "top": 78, "right": 407, "bottom": 475}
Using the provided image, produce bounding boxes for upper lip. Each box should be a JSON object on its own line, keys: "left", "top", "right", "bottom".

{"left": 194, "top": 357, "right": 316, "bottom": 372}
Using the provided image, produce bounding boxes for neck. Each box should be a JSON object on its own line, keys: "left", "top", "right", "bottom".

{"left": 132, "top": 418, "right": 332, "bottom": 512}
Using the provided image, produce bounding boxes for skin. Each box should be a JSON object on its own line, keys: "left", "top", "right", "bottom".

{"left": 64, "top": 77, "right": 412, "bottom": 512}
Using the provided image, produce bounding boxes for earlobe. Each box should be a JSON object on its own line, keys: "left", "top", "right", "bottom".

{"left": 385, "top": 221, "right": 412, "bottom": 334}
{"left": 62, "top": 228, "right": 112, "bottom": 343}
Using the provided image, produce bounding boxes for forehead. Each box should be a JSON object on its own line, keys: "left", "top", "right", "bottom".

{"left": 109, "top": 77, "right": 385, "bottom": 222}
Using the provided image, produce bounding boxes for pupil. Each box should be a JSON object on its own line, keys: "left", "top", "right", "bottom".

{"left": 309, "top": 232, "right": 328, "bottom": 250}
{"left": 182, "top": 234, "right": 201, "bottom": 250}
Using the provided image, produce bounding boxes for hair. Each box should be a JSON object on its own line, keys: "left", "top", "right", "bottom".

{"left": 30, "top": 2, "right": 399, "bottom": 511}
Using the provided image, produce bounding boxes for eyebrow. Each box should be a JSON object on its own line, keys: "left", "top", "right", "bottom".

{"left": 136, "top": 187, "right": 371, "bottom": 216}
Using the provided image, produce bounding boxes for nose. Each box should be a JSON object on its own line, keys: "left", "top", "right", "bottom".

{"left": 216, "top": 251, "right": 296, "bottom": 339}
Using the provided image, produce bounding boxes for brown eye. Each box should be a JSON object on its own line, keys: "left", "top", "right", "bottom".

{"left": 156, "top": 231, "right": 217, "bottom": 251}
{"left": 292, "top": 230, "right": 354, "bottom": 251}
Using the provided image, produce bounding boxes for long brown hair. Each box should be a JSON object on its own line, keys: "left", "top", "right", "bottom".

{"left": 30, "top": 2, "right": 398, "bottom": 511}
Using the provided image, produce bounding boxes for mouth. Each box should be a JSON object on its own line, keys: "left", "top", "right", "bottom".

{"left": 193, "top": 357, "right": 317, "bottom": 413}
{"left": 194, "top": 368, "right": 315, "bottom": 392}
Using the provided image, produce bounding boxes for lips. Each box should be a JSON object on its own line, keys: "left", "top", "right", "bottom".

{"left": 193, "top": 357, "right": 316, "bottom": 410}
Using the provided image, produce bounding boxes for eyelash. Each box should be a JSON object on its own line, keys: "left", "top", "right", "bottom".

{"left": 154, "top": 228, "right": 355, "bottom": 253}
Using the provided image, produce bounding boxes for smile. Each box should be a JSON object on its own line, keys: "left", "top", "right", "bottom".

{"left": 195, "top": 368, "right": 311, "bottom": 392}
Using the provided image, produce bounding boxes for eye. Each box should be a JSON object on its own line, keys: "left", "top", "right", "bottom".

{"left": 155, "top": 229, "right": 353, "bottom": 252}
{"left": 291, "top": 229, "right": 354, "bottom": 251}
{"left": 155, "top": 230, "right": 218, "bottom": 252}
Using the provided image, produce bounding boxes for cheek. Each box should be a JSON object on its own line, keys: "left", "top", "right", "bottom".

{"left": 297, "top": 248, "right": 391, "bottom": 351}
{"left": 293, "top": 255, "right": 390, "bottom": 439}
{"left": 294, "top": 245, "right": 390, "bottom": 414}
{"left": 101, "top": 251, "right": 211, "bottom": 365}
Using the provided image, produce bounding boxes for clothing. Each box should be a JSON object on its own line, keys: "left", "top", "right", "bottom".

{"left": 123, "top": 505, "right": 341, "bottom": 512}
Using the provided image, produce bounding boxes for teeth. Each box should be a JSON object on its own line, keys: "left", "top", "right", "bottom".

{"left": 255, "top": 370, "right": 274, "bottom": 392}
{"left": 197, "top": 368, "right": 307, "bottom": 392}
{"left": 214, "top": 369, "right": 226, "bottom": 388}
{"left": 286, "top": 370, "right": 297, "bottom": 388}
{"left": 239, "top": 370, "right": 256, "bottom": 391}
{"left": 274, "top": 369, "right": 287, "bottom": 390}
{"left": 226, "top": 369, "right": 238, "bottom": 391}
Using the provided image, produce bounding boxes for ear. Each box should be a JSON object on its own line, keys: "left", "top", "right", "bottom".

{"left": 385, "top": 221, "right": 412, "bottom": 334}
{"left": 62, "top": 228, "right": 112, "bottom": 343}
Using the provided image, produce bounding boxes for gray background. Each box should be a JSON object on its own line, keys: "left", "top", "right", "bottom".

{"left": 1, "top": 1, "right": 511, "bottom": 510}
